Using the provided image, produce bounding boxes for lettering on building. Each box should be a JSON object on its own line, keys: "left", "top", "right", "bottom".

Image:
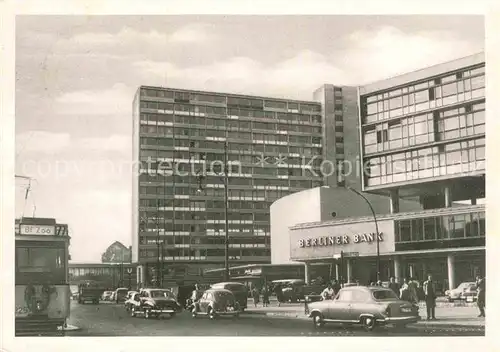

{"left": 298, "top": 233, "right": 383, "bottom": 248}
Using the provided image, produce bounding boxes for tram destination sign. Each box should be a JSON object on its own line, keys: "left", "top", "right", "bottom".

{"left": 19, "top": 224, "right": 56, "bottom": 236}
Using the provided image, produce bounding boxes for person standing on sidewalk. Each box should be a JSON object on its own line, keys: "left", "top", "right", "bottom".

{"left": 274, "top": 284, "right": 284, "bottom": 307}
{"left": 262, "top": 285, "right": 270, "bottom": 307}
{"left": 332, "top": 279, "right": 341, "bottom": 297}
{"left": 423, "top": 274, "right": 437, "bottom": 320}
{"left": 388, "top": 277, "right": 400, "bottom": 296}
{"left": 476, "top": 274, "right": 485, "bottom": 317}
{"left": 407, "top": 277, "right": 419, "bottom": 304}
{"left": 252, "top": 286, "right": 260, "bottom": 307}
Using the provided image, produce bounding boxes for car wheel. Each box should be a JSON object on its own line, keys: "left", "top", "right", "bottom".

{"left": 448, "top": 297, "right": 454, "bottom": 302}
{"left": 361, "top": 316, "right": 377, "bottom": 331}
{"left": 234, "top": 312, "right": 240, "bottom": 319}
{"left": 208, "top": 308, "right": 216, "bottom": 320}
{"left": 312, "top": 312, "right": 324, "bottom": 329}
{"left": 130, "top": 307, "right": 136, "bottom": 317}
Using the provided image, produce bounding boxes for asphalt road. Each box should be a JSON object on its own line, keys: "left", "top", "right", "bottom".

{"left": 66, "top": 300, "right": 484, "bottom": 336}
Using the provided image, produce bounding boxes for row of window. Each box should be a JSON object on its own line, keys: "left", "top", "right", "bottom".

{"left": 365, "top": 138, "right": 485, "bottom": 186}
{"left": 139, "top": 223, "right": 270, "bottom": 233}
{"left": 140, "top": 211, "right": 270, "bottom": 221}
{"left": 140, "top": 88, "right": 321, "bottom": 113}
{"left": 395, "top": 212, "right": 486, "bottom": 243}
{"left": 363, "top": 102, "right": 485, "bottom": 154}
{"left": 139, "top": 248, "right": 271, "bottom": 259}
{"left": 363, "top": 70, "right": 485, "bottom": 124}
{"left": 364, "top": 65, "right": 484, "bottom": 103}
{"left": 140, "top": 235, "right": 268, "bottom": 246}
{"left": 139, "top": 127, "right": 322, "bottom": 146}
{"left": 140, "top": 105, "right": 322, "bottom": 124}
{"left": 140, "top": 139, "right": 322, "bottom": 158}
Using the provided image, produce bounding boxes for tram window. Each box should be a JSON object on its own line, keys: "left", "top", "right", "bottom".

{"left": 16, "top": 247, "right": 65, "bottom": 272}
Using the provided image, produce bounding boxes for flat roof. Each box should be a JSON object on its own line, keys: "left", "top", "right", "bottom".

{"left": 138, "top": 85, "right": 321, "bottom": 105}
{"left": 359, "top": 52, "right": 484, "bottom": 96}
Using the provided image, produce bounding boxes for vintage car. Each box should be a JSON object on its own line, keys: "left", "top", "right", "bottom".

{"left": 445, "top": 282, "right": 476, "bottom": 301}
{"left": 461, "top": 284, "right": 478, "bottom": 302}
{"left": 211, "top": 282, "right": 248, "bottom": 311}
{"left": 129, "top": 288, "right": 182, "bottom": 319}
{"left": 124, "top": 290, "right": 138, "bottom": 311}
{"left": 307, "top": 286, "right": 420, "bottom": 331}
{"left": 114, "top": 287, "right": 129, "bottom": 303}
{"left": 101, "top": 291, "right": 113, "bottom": 301}
{"left": 192, "top": 288, "right": 241, "bottom": 320}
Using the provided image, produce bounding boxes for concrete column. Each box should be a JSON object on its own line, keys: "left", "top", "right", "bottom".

{"left": 335, "top": 263, "right": 340, "bottom": 281}
{"left": 394, "top": 257, "right": 401, "bottom": 283}
{"left": 471, "top": 197, "right": 477, "bottom": 205}
{"left": 389, "top": 189, "right": 400, "bottom": 214}
{"left": 346, "top": 259, "right": 352, "bottom": 283}
{"left": 447, "top": 254, "right": 456, "bottom": 291}
{"left": 304, "top": 263, "right": 311, "bottom": 285}
{"left": 444, "top": 186, "right": 452, "bottom": 208}
{"left": 137, "top": 265, "right": 145, "bottom": 288}
{"left": 409, "top": 264, "right": 414, "bottom": 279}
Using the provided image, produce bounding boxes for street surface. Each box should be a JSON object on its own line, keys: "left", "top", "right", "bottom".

{"left": 66, "top": 300, "right": 484, "bottom": 336}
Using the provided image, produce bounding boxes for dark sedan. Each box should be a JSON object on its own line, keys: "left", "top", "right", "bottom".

{"left": 307, "top": 286, "right": 420, "bottom": 331}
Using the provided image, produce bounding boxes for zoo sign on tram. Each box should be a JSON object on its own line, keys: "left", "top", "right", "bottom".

{"left": 15, "top": 217, "right": 71, "bottom": 336}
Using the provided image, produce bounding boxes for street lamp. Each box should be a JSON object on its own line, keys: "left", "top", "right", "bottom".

{"left": 197, "top": 141, "right": 230, "bottom": 282}
{"left": 347, "top": 186, "right": 380, "bottom": 283}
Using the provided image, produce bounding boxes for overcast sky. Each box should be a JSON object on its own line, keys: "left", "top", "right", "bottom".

{"left": 15, "top": 15, "right": 484, "bottom": 262}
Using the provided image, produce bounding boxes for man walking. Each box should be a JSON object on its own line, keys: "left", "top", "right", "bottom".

{"left": 476, "top": 274, "right": 485, "bottom": 317}
{"left": 388, "top": 277, "right": 400, "bottom": 297}
{"left": 423, "top": 274, "right": 437, "bottom": 320}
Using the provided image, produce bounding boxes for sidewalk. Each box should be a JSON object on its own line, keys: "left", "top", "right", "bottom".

{"left": 245, "top": 303, "right": 485, "bottom": 328}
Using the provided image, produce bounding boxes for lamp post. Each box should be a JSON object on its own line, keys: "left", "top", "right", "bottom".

{"left": 197, "top": 141, "right": 230, "bottom": 282}
{"left": 347, "top": 186, "right": 380, "bottom": 283}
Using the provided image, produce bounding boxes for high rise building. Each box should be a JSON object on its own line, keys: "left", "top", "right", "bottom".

{"left": 132, "top": 87, "right": 333, "bottom": 286}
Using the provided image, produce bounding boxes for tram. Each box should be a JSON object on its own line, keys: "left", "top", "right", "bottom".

{"left": 15, "top": 217, "right": 71, "bottom": 336}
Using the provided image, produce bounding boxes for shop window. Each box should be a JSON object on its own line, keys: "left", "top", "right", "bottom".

{"left": 479, "top": 212, "right": 485, "bottom": 237}
{"left": 411, "top": 219, "right": 423, "bottom": 241}
{"left": 450, "top": 215, "right": 466, "bottom": 239}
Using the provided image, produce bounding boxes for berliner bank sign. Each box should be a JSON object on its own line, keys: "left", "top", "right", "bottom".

{"left": 290, "top": 220, "right": 395, "bottom": 260}
{"left": 298, "top": 233, "right": 383, "bottom": 248}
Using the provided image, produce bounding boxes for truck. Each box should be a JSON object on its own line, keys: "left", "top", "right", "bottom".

{"left": 78, "top": 281, "right": 105, "bottom": 304}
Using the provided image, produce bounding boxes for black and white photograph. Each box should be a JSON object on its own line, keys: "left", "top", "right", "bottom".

{"left": 3, "top": 5, "right": 493, "bottom": 344}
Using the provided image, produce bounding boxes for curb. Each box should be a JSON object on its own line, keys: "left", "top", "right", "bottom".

{"left": 245, "top": 311, "right": 485, "bottom": 329}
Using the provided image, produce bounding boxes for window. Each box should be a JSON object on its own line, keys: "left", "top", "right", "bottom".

{"left": 372, "top": 289, "right": 399, "bottom": 300}
{"left": 16, "top": 246, "right": 66, "bottom": 284}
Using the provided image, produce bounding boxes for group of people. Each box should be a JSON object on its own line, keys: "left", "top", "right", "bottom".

{"left": 386, "top": 274, "right": 486, "bottom": 320}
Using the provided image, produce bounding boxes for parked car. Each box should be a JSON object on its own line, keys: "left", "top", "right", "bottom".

{"left": 130, "top": 288, "right": 181, "bottom": 319}
{"left": 211, "top": 282, "right": 248, "bottom": 311}
{"left": 191, "top": 288, "right": 240, "bottom": 320}
{"left": 445, "top": 282, "right": 476, "bottom": 301}
{"left": 461, "top": 285, "right": 478, "bottom": 303}
{"left": 124, "top": 291, "right": 138, "bottom": 310}
{"left": 307, "top": 286, "right": 420, "bottom": 331}
{"left": 101, "top": 291, "right": 113, "bottom": 301}
{"left": 114, "top": 287, "right": 129, "bottom": 303}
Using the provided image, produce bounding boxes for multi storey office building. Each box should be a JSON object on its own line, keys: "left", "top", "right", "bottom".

{"left": 286, "top": 53, "right": 485, "bottom": 289}
{"left": 132, "top": 87, "right": 331, "bottom": 286}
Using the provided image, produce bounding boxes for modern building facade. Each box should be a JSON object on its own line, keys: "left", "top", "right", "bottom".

{"left": 68, "top": 263, "right": 137, "bottom": 289}
{"left": 286, "top": 53, "right": 485, "bottom": 291}
{"left": 132, "top": 87, "right": 353, "bottom": 286}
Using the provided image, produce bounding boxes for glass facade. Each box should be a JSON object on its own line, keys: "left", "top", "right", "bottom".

{"left": 136, "top": 88, "right": 324, "bottom": 265}
{"left": 395, "top": 210, "right": 485, "bottom": 243}
{"left": 360, "top": 62, "right": 485, "bottom": 188}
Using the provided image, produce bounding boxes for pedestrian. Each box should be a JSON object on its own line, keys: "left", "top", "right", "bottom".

{"left": 262, "top": 285, "right": 270, "bottom": 307}
{"left": 252, "top": 286, "right": 260, "bottom": 307}
{"left": 376, "top": 280, "right": 383, "bottom": 287}
{"left": 388, "top": 277, "right": 400, "bottom": 296}
{"left": 274, "top": 284, "right": 284, "bottom": 307}
{"left": 475, "top": 274, "right": 485, "bottom": 317}
{"left": 400, "top": 278, "right": 410, "bottom": 301}
{"left": 321, "top": 284, "right": 335, "bottom": 300}
{"left": 332, "top": 279, "right": 341, "bottom": 296}
{"left": 407, "top": 277, "right": 419, "bottom": 304}
{"left": 423, "top": 274, "right": 437, "bottom": 320}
